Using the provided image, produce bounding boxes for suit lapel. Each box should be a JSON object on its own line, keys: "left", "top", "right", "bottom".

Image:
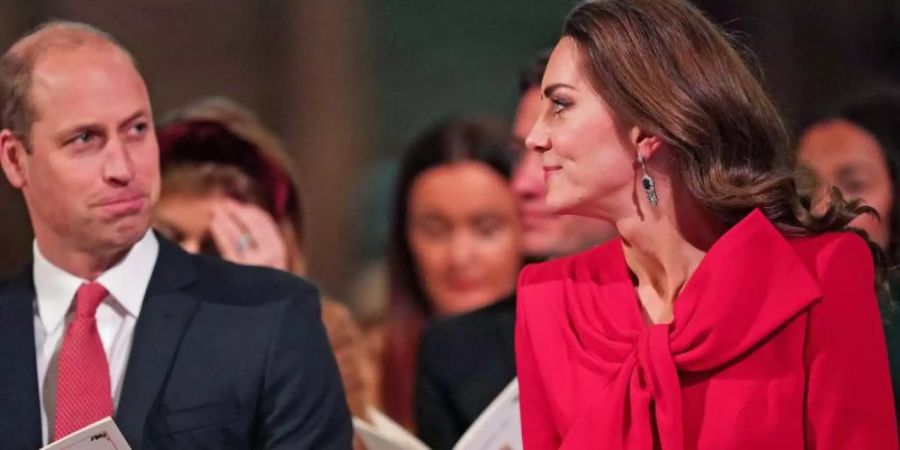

{"left": 115, "top": 237, "right": 199, "bottom": 447}
{"left": 0, "top": 266, "right": 43, "bottom": 449}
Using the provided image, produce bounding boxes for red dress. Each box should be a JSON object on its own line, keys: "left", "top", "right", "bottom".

{"left": 516, "top": 210, "right": 898, "bottom": 449}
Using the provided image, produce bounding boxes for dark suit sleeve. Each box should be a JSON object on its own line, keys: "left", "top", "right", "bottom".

{"left": 258, "top": 284, "right": 353, "bottom": 449}
{"left": 416, "top": 327, "right": 464, "bottom": 450}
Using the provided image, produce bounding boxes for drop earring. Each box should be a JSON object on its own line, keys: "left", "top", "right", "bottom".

{"left": 637, "top": 154, "right": 658, "bottom": 208}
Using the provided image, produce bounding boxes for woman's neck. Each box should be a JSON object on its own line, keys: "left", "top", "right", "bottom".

{"left": 614, "top": 184, "right": 724, "bottom": 323}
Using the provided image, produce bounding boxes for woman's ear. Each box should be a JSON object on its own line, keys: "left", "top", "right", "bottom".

{"left": 628, "top": 126, "right": 663, "bottom": 160}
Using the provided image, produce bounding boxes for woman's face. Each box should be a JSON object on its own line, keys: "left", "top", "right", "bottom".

{"left": 525, "top": 37, "right": 638, "bottom": 221}
{"left": 407, "top": 161, "right": 522, "bottom": 316}
{"left": 153, "top": 192, "right": 220, "bottom": 254}
{"left": 798, "top": 119, "right": 893, "bottom": 249}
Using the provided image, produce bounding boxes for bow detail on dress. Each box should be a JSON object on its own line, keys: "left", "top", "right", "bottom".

{"left": 558, "top": 210, "right": 823, "bottom": 450}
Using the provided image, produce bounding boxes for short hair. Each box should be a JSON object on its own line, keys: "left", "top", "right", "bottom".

{"left": 0, "top": 20, "right": 134, "bottom": 145}
{"left": 518, "top": 49, "right": 551, "bottom": 94}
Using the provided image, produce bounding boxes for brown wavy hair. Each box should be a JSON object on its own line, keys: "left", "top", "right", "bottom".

{"left": 562, "top": 0, "right": 871, "bottom": 239}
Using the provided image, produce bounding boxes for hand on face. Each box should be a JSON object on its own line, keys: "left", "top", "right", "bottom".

{"left": 209, "top": 198, "right": 288, "bottom": 271}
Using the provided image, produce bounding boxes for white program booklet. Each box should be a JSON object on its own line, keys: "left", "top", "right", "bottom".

{"left": 354, "top": 378, "right": 522, "bottom": 450}
{"left": 453, "top": 379, "right": 521, "bottom": 450}
{"left": 354, "top": 408, "right": 430, "bottom": 450}
{"left": 40, "top": 417, "right": 131, "bottom": 450}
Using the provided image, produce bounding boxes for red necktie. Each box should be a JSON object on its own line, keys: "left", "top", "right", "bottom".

{"left": 53, "top": 282, "right": 113, "bottom": 440}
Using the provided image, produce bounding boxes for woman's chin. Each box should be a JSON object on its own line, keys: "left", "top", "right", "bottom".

{"left": 545, "top": 196, "right": 582, "bottom": 217}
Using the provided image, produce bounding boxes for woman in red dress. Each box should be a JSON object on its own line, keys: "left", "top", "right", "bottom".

{"left": 515, "top": 0, "right": 899, "bottom": 449}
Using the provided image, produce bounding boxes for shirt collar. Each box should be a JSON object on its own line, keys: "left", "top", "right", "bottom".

{"left": 33, "top": 230, "right": 159, "bottom": 334}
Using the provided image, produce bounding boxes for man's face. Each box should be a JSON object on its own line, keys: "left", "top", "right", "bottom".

{"left": 11, "top": 45, "right": 159, "bottom": 256}
{"left": 510, "top": 86, "right": 615, "bottom": 258}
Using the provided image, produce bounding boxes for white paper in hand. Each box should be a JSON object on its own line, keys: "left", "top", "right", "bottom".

{"left": 452, "top": 378, "right": 522, "bottom": 450}
{"left": 40, "top": 417, "right": 131, "bottom": 450}
{"left": 353, "top": 379, "right": 522, "bottom": 450}
{"left": 353, "top": 408, "right": 429, "bottom": 450}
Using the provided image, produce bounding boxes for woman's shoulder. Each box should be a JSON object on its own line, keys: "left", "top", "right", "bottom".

{"left": 788, "top": 231, "right": 873, "bottom": 279}
{"left": 519, "top": 238, "right": 623, "bottom": 288}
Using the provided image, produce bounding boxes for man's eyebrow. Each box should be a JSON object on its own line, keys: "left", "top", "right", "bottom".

{"left": 118, "top": 109, "right": 150, "bottom": 128}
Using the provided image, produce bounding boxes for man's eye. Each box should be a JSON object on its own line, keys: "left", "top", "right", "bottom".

{"left": 72, "top": 132, "right": 94, "bottom": 144}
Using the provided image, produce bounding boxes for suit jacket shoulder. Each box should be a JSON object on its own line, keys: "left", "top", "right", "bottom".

{"left": 184, "top": 251, "right": 320, "bottom": 307}
{"left": 119, "top": 236, "right": 351, "bottom": 449}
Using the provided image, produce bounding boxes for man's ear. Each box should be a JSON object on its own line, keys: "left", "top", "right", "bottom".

{"left": 0, "top": 129, "right": 29, "bottom": 189}
{"left": 628, "top": 126, "right": 663, "bottom": 160}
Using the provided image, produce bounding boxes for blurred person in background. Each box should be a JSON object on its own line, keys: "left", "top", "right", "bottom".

{"left": 415, "top": 51, "right": 617, "bottom": 449}
{"left": 381, "top": 118, "right": 523, "bottom": 430}
{"left": 797, "top": 86, "right": 900, "bottom": 421}
{"left": 153, "top": 97, "right": 377, "bottom": 420}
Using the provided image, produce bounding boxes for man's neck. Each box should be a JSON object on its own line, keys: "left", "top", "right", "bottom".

{"left": 35, "top": 238, "right": 132, "bottom": 281}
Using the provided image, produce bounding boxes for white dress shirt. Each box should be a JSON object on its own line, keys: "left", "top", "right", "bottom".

{"left": 33, "top": 230, "right": 159, "bottom": 444}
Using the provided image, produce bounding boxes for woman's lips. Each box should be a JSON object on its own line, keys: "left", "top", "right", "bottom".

{"left": 542, "top": 166, "right": 561, "bottom": 183}
{"left": 449, "top": 279, "right": 482, "bottom": 293}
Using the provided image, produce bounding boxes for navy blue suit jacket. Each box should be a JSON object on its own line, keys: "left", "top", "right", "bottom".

{"left": 0, "top": 235, "right": 352, "bottom": 449}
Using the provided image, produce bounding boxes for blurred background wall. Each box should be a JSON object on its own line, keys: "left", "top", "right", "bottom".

{"left": 0, "top": 0, "right": 897, "bottom": 306}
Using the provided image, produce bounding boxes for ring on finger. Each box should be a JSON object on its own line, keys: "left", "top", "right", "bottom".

{"left": 236, "top": 233, "right": 254, "bottom": 254}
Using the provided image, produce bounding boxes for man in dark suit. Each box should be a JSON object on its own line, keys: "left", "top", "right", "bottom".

{"left": 0, "top": 21, "right": 351, "bottom": 449}
{"left": 415, "top": 51, "right": 616, "bottom": 449}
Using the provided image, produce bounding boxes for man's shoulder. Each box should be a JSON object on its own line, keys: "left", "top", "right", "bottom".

{"left": 0, "top": 264, "right": 30, "bottom": 290}
{"left": 169, "top": 249, "right": 319, "bottom": 308}
{"left": 0, "top": 263, "right": 33, "bottom": 303}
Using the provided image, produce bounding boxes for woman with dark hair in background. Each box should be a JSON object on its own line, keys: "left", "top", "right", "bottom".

{"left": 153, "top": 97, "right": 377, "bottom": 420}
{"left": 381, "top": 118, "right": 523, "bottom": 430}
{"left": 797, "top": 86, "right": 900, "bottom": 421}
{"left": 516, "top": 0, "right": 897, "bottom": 448}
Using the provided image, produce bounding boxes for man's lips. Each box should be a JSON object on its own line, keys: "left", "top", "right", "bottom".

{"left": 92, "top": 193, "right": 148, "bottom": 216}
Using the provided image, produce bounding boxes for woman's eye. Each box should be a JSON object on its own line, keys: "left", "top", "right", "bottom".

{"left": 551, "top": 97, "right": 570, "bottom": 115}
{"left": 414, "top": 219, "right": 450, "bottom": 240}
{"left": 840, "top": 179, "right": 867, "bottom": 196}
{"left": 473, "top": 216, "right": 505, "bottom": 237}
